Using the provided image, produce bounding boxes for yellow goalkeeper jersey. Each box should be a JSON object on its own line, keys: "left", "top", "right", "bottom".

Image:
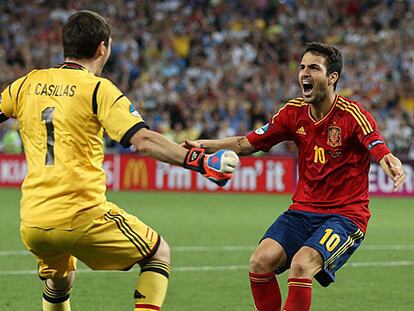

{"left": 0, "top": 62, "right": 146, "bottom": 229}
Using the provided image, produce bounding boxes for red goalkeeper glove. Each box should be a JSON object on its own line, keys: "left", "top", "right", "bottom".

{"left": 183, "top": 148, "right": 239, "bottom": 186}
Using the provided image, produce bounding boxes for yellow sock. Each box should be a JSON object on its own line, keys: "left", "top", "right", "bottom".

{"left": 134, "top": 260, "right": 171, "bottom": 310}
{"left": 42, "top": 299, "right": 71, "bottom": 311}
{"left": 42, "top": 284, "right": 72, "bottom": 311}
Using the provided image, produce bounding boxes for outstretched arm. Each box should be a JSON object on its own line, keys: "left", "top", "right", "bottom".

{"left": 130, "top": 128, "right": 188, "bottom": 165}
{"left": 185, "top": 136, "right": 256, "bottom": 156}
{"left": 130, "top": 128, "right": 239, "bottom": 186}
{"left": 379, "top": 153, "right": 406, "bottom": 192}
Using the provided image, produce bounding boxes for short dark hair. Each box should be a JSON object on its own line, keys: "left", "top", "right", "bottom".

{"left": 301, "top": 42, "right": 343, "bottom": 90}
{"left": 63, "top": 10, "right": 111, "bottom": 59}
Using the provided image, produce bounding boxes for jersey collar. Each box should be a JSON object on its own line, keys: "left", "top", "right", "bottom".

{"left": 57, "top": 62, "right": 87, "bottom": 70}
{"left": 308, "top": 94, "right": 338, "bottom": 125}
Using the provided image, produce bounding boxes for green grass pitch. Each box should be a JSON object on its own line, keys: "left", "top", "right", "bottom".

{"left": 0, "top": 188, "right": 413, "bottom": 310}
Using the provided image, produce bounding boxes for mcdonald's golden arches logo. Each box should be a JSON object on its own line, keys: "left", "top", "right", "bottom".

{"left": 124, "top": 159, "right": 148, "bottom": 189}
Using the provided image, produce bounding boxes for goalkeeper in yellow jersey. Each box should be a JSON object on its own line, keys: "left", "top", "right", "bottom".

{"left": 0, "top": 10, "right": 239, "bottom": 311}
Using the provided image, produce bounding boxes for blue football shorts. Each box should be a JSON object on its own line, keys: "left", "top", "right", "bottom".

{"left": 262, "top": 210, "right": 364, "bottom": 287}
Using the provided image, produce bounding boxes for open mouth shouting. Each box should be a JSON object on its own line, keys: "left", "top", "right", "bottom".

{"left": 302, "top": 80, "right": 314, "bottom": 98}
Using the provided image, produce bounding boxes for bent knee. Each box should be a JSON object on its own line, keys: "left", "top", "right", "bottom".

{"left": 152, "top": 237, "right": 171, "bottom": 264}
{"left": 249, "top": 240, "right": 287, "bottom": 274}
{"left": 290, "top": 249, "right": 323, "bottom": 278}
{"left": 249, "top": 251, "right": 278, "bottom": 274}
{"left": 289, "top": 260, "right": 311, "bottom": 277}
{"left": 48, "top": 270, "right": 75, "bottom": 290}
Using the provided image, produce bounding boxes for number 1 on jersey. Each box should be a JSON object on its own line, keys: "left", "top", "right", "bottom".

{"left": 41, "top": 107, "right": 55, "bottom": 165}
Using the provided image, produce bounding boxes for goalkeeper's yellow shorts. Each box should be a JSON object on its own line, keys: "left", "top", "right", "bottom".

{"left": 20, "top": 201, "right": 160, "bottom": 280}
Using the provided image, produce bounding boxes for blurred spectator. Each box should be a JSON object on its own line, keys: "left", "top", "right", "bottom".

{"left": 0, "top": 121, "right": 22, "bottom": 154}
{"left": 0, "top": 0, "right": 413, "bottom": 158}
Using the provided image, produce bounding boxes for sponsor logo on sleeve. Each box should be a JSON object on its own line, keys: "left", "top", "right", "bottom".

{"left": 367, "top": 139, "right": 384, "bottom": 150}
{"left": 255, "top": 123, "right": 269, "bottom": 135}
{"left": 129, "top": 104, "right": 142, "bottom": 118}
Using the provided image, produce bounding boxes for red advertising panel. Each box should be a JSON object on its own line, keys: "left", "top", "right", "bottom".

{"left": 117, "top": 154, "right": 296, "bottom": 193}
{"left": 369, "top": 162, "right": 414, "bottom": 196}
{"left": 0, "top": 154, "right": 26, "bottom": 187}
{"left": 119, "top": 155, "right": 157, "bottom": 191}
{"left": 0, "top": 154, "right": 116, "bottom": 189}
{"left": 102, "top": 154, "right": 117, "bottom": 190}
{"left": 0, "top": 153, "right": 413, "bottom": 196}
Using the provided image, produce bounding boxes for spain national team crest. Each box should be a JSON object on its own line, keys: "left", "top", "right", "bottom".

{"left": 327, "top": 126, "right": 341, "bottom": 147}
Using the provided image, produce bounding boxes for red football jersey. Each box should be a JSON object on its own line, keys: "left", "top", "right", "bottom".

{"left": 247, "top": 95, "right": 391, "bottom": 232}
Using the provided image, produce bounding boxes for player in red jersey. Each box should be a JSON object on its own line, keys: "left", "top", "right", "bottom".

{"left": 184, "top": 42, "right": 406, "bottom": 310}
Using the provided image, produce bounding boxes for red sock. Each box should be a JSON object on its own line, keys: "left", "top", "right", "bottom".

{"left": 283, "top": 277, "right": 312, "bottom": 311}
{"left": 249, "top": 271, "right": 282, "bottom": 311}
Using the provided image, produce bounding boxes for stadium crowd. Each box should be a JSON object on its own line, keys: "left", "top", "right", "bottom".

{"left": 0, "top": 0, "right": 413, "bottom": 158}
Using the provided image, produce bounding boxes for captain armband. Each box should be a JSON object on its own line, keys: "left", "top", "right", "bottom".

{"left": 367, "top": 139, "right": 384, "bottom": 150}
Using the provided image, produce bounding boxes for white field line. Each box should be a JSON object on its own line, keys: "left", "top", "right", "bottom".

{"left": 1, "top": 261, "right": 414, "bottom": 276}
{"left": 1, "top": 244, "right": 414, "bottom": 256}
